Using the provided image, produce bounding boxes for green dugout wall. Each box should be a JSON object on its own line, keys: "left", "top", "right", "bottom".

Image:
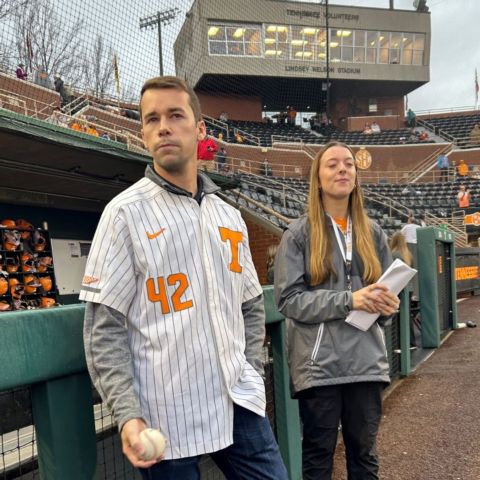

{"left": 417, "top": 227, "right": 457, "bottom": 348}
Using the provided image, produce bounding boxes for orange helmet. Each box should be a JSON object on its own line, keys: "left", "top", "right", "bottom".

{"left": 9, "top": 278, "right": 22, "bottom": 298}
{"left": 24, "top": 275, "right": 41, "bottom": 294}
{"left": 3, "top": 230, "right": 20, "bottom": 251}
{"left": 21, "top": 252, "right": 33, "bottom": 263}
{"left": 33, "top": 231, "right": 47, "bottom": 252}
{"left": 5, "top": 257, "right": 19, "bottom": 273}
{"left": 16, "top": 219, "right": 34, "bottom": 240}
{"left": 37, "top": 256, "right": 52, "bottom": 273}
{"left": 39, "top": 276, "right": 52, "bottom": 292}
{"left": 0, "top": 219, "right": 16, "bottom": 229}
{"left": 40, "top": 296, "right": 55, "bottom": 308}
{"left": 0, "top": 277, "right": 7, "bottom": 295}
{"left": 0, "top": 301, "right": 11, "bottom": 311}
{"left": 21, "top": 259, "right": 36, "bottom": 272}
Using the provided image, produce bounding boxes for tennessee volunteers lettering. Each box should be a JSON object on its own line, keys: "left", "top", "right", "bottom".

{"left": 218, "top": 227, "right": 243, "bottom": 273}
{"left": 146, "top": 273, "right": 193, "bottom": 312}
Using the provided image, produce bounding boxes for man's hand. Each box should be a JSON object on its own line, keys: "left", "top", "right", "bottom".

{"left": 121, "top": 418, "right": 164, "bottom": 468}
{"left": 352, "top": 284, "right": 399, "bottom": 316}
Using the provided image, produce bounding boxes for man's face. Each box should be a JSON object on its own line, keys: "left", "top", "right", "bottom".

{"left": 141, "top": 88, "right": 205, "bottom": 174}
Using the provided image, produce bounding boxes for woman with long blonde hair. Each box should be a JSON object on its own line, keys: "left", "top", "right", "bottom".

{"left": 274, "top": 141, "right": 399, "bottom": 480}
{"left": 389, "top": 231, "right": 413, "bottom": 267}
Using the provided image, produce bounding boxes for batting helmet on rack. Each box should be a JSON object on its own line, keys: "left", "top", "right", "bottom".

{"left": 40, "top": 296, "right": 55, "bottom": 308}
{"left": 33, "top": 231, "right": 47, "bottom": 252}
{"left": 16, "top": 219, "right": 34, "bottom": 240}
{"left": 3, "top": 230, "right": 20, "bottom": 251}
{"left": 0, "top": 277, "right": 8, "bottom": 295}
{"left": 39, "top": 276, "right": 52, "bottom": 292}
{"left": 24, "top": 275, "right": 41, "bottom": 294}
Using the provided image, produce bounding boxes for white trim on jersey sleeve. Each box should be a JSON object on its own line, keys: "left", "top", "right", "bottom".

{"left": 79, "top": 210, "right": 136, "bottom": 316}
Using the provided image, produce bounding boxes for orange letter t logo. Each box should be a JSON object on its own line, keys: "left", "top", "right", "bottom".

{"left": 219, "top": 227, "right": 243, "bottom": 273}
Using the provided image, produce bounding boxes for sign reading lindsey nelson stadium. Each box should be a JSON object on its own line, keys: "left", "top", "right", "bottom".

{"left": 286, "top": 9, "right": 360, "bottom": 22}
{"left": 285, "top": 65, "right": 361, "bottom": 75}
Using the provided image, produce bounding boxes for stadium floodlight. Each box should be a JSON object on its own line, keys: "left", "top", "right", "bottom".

{"left": 139, "top": 7, "right": 180, "bottom": 76}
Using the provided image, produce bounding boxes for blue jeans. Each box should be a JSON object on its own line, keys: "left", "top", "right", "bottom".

{"left": 139, "top": 404, "right": 288, "bottom": 480}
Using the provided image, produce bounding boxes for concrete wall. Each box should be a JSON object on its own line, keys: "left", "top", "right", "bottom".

{"left": 197, "top": 92, "right": 263, "bottom": 121}
{"left": 176, "top": 0, "right": 430, "bottom": 87}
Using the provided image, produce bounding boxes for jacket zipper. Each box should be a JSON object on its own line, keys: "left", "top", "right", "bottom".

{"left": 311, "top": 323, "right": 325, "bottom": 361}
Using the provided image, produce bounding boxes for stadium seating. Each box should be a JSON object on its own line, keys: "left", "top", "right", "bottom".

{"left": 226, "top": 173, "right": 480, "bottom": 237}
{"left": 422, "top": 113, "right": 480, "bottom": 146}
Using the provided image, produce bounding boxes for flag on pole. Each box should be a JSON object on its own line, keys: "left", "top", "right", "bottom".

{"left": 113, "top": 54, "right": 120, "bottom": 97}
{"left": 475, "top": 68, "right": 479, "bottom": 106}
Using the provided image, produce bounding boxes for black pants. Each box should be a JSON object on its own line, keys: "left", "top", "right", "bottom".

{"left": 298, "top": 382, "right": 384, "bottom": 480}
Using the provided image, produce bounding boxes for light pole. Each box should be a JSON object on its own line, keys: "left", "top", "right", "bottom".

{"left": 140, "top": 7, "right": 180, "bottom": 76}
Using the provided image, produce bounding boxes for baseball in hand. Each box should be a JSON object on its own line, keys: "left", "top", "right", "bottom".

{"left": 139, "top": 428, "right": 167, "bottom": 461}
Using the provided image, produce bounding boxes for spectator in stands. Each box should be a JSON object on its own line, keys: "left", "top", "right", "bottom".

{"left": 70, "top": 119, "right": 84, "bottom": 132}
{"left": 235, "top": 131, "right": 244, "bottom": 143}
{"left": 469, "top": 124, "right": 480, "bottom": 147}
{"left": 389, "top": 232, "right": 416, "bottom": 347}
{"left": 197, "top": 132, "right": 218, "bottom": 171}
{"left": 16, "top": 63, "right": 27, "bottom": 80}
{"left": 389, "top": 232, "right": 413, "bottom": 267}
{"left": 216, "top": 146, "right": 227, "bottom": 172}
{"left": 218, "top": 131, "right": 224, "bottom": 141}
{"left": 266, "top": 244, "right": 278, "bottom": 284}
{"left": 437, "top": 154, "right": 449, "bottom": 182}
{"left": 457, "top": 185, "right": 471, "bottom": 208}
{"left": 407, "top": 129, "right": 418, "bottom": 143}
{"left": 34, "top": 66, "right": 53, "bottom": 89}
{"left": 363, "top": 122, "right": 373, "bottom": 134}
{"left": 54, "top": 74, "right": 69, "bottom": 106}
{"left": 457, "top": 159, "right": 469, "bottom": 177}
{"left": 370, "top": 121, "right": 381, "bottom": 134}
{"left": 418, "top": 130, "right": 429, "bottom": 141}
{"left": 120, "top": 109, "right": 140, "bottom": 121}
{"left": 47, "top": 107, "right": 68, "bottom": 128}
{"left": 274, "top": 140, "right": 398, "bottom": 480}
{"left": 86, "top": 125, "right": 99, "bottom": 137}
{"left": 401, "top": 216, "right": 421, "bottom": 244}
{"left": 261, "top": 158, "right": 272, "bottom": 177}
{"left": 101, "top": 132, "right": 111, "bottom": 140}
{"left": 219, "top": 111, "right": 228, "bottom": 122}
{"left": 406, "top": 108, "right": 416, "bottom": 128}
{"left": 288, "top": 106, "right": 297, "bottom": 126}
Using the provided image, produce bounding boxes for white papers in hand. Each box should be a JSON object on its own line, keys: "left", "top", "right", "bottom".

{"left": 345, "top": 259, "right": 417, "bottom": 331}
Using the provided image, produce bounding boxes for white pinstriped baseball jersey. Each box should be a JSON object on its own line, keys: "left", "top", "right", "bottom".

{"left": 80, "top": 169, "right": 265, "bottom": 459}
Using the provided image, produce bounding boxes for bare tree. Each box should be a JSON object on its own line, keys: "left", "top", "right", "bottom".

{"left": 0, "top": 0, "right": 27, "bottom": 20}
{"left": 13, "top": 0, "right": 85, "bottom": 82}
{"left": 81, "top": 35, "right": 114, "bottom": 99}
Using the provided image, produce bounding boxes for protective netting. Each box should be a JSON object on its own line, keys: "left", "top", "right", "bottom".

{"left": 0, "top": 0, "right": 426, "bottom": 145}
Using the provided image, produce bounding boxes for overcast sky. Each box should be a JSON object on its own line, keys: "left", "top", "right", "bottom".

{"left": 6, "top": 0, "right": 478, "bottom": 113}
{"left": 330, "top": 0, "right": 480, "bottom": 113}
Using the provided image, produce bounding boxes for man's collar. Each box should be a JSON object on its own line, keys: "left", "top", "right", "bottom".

{"left": 145, "top": 165, "right": 221, "bottom": 199}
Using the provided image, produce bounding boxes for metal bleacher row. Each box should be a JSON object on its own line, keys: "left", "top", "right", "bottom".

{"left": 207, "top": 118, "right": 436, "bottom": 148}
{"left": 423, "top": 112, "right": 480, "bottom": 146}
{"left": 225, "top": 174, "right": 480, "bottom": 237}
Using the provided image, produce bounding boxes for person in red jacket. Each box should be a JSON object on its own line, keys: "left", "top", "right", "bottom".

{"left": 197, "top": 134, "right": 218, "bottom": 171}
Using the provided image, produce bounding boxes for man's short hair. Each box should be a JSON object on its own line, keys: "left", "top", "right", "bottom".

{"left": 139, "top": 76, "right": 202, "bottom": 122}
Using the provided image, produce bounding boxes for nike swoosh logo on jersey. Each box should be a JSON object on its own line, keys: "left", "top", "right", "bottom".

{"left": 146, "top": 228, "right": 166, "bottom": 240}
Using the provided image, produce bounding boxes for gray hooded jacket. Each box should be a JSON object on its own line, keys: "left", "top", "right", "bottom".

{"left": 274, "top": 215, "right": 392, "bottom": 396}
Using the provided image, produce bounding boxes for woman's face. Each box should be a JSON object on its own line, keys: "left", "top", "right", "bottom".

{"left": 318, "top": 146, "right": 357, "bottom": 200}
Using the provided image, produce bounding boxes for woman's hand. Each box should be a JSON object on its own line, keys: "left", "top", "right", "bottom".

{"left": 352, "top": 283, "right": 399, "bottom": 315}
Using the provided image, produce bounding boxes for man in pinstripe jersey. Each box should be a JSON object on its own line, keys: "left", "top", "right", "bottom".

{"left": 80, "top": 77, "right": 288, "bottom": 480}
